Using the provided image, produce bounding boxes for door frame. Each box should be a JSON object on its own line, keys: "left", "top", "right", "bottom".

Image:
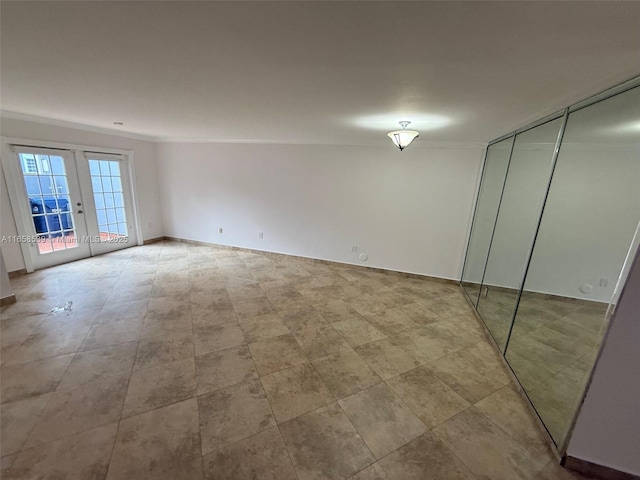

{"left": 1, "top": 136, "right": 144, "bottom": 273}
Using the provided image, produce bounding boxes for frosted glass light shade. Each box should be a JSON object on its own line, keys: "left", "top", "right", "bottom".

{"left": 387, "top": 129, "right": 419, "bottom": 151}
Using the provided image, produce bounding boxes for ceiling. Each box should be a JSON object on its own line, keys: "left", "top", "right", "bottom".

{"left": 1, "top": 1, "right": 639, "bottom": 146}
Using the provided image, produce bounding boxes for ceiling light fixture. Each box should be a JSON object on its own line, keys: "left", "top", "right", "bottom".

{"left": 387, "top": 121, "right": 419, "bottom": 151}
{"left": 113, "top": 121, "right": 124, "bottom": 126}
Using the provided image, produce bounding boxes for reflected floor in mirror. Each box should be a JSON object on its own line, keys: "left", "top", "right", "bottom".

{"left": 1, "top": 242, "right": 599, "bottom": 480}
{"left": 462, "top": 285, "right": 607, "bottom": 447}
{"left": 506, "top": 292, "right": 608, "bottom": 448}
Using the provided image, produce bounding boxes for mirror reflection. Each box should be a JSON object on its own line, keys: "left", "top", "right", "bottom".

{"left": 477, "top": 117, "right": 563, "bottom": 351}
{"left": 461, "top": 136, "right": 513, "bottom": 307}
{"left": 461, "top": 80, "right": 640, "bottom": 452}
{"left": 505, "top": 85, "right": 640, "bottom": 447}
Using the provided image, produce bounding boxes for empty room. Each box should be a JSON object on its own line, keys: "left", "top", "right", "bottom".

{"left": 1, "top": 1, "right": 639, "bottom": 479}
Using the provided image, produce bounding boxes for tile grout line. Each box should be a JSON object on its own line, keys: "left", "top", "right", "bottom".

{"left": 9, "top": 264, "right": 140, "bottom": 464}
{"left": 3, "top": 241, "right": 575, "bottom": 479}
{"left": 237, "top": 294, "right": 301, "bottom": 480}
{"left": 471, "top": 393, "right": 555, "bottom": 476}
{"left": 333, "top": 397, "right": 380, "bottom": 476}
{"left": 430, "top": 414, "right": 481, "bottom": 480}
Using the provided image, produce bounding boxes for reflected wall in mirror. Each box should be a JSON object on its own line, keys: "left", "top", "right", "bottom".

{"left": 461, "top": 136, "right": 513, "bottom": 306}
{"left": 477, "top": 117, "right": 563, "bottom": 351}
{"left": 505, "top": 85, "right": 640, "bottom": 448}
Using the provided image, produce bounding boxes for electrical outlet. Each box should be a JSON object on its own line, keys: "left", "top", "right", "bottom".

{"left": 351, "top": 245, "right": 358, "bottom": 253}
{"left": 600, "top": 278, "right": 608, "bottom": 287}
{"left": 259, "top": 232, "right": 264, "bottom": 239}
{"left": 218, "top": 227, "right": 223, "bottom": 234}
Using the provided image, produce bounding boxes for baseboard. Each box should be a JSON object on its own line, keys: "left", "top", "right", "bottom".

{"left": 8, "top": 269, "right": 27, "bottom": 278}
{"left": 563, "top": 456, "right": 640, "bottom": 480}
{"left": 162, "top": 236, "right": 458, "bottom": 285}
{"left": 142, "top": 236, "right": 165, "bottom": 245}
{"left": 0, "top": 294, "right": 17, "bottom": 306}
{"left": 462, "top": 282, "right": 608, "bottom": 308}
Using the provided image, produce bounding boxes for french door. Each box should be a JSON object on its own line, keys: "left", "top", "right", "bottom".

{"left": 78, "top": 152, "right": 138, "bottom": 257}
{"left": 5, "top": 145, "right": 138, "bottom": 270}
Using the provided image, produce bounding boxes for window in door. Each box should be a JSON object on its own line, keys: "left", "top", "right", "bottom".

{"left": 18, "top": 152, "right": 78, "bottom": 254}
{"left": 88, "top": 159, "right": 129, "bottom": 241}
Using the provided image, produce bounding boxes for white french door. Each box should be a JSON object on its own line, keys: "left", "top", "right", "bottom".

{"left": 77, "top": 152, "right": 138, "bottom": 257}
{"left": 3, "top": 144, "right": 139, "bottom": 271}
{"left": 11, "top": 147, "right": 91, "bottom": 270}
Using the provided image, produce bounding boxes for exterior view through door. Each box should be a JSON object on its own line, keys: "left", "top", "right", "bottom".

{"left": 5, "top": 144, "right": 139, "bottom": 270}
{"left": 83, "top": 153, "right": 138, "bottom": 257}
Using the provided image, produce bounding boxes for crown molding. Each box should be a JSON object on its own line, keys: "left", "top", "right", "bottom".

{"left": 0, "top": 111, "right": 159, "bottom": 142}
{"left": 0, "top": 110, "right": 486, "bottom": 149}
{"left": 153, "top": 136, "right": 486, "bottom": 149}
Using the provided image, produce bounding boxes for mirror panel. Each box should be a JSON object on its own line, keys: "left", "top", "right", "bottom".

{"left": 477, "top": 117, "right": 563, "bottom": 350}
{"left": 461, "top": 136, "right": 513, "bottom": 306}
{"left": 505, "top": 85, "right": 640, "bottom": 447}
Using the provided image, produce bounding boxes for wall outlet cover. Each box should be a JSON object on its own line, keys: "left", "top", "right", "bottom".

{"left": 579, "top": 284, "right": 593, "bottom": 294}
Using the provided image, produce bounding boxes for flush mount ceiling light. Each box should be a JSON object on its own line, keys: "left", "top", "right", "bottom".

{"left": 387, "top": 121, "right": 419, "bottom": 151}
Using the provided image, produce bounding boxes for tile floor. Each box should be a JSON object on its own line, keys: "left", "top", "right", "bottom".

{"left": 1, "top": 241, "right": 597, "bottom": 479}
{"left": 464, "top": 285, "right": 607, "bottom": 446}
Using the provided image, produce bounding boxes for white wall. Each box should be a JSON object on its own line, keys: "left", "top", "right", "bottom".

{"left": 0, "top": 116, "right": 164, "bottom": 272}
{"left": 567, "top": 245, "right": 640, "bottom": 476}
{"left": 156, "top": 142, "right": 483, "bottom": 279}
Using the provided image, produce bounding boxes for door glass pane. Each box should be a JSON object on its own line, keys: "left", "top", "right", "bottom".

{"left": 88, "top": 159, "right": 128, "bottom": 241}
{"left": 99, "top": 161, "right": 111, "bottom": 176}
{"left": 461, "top": 136, "right": 513, "bottom": 305}
{"left": 24, "top": 177, "right": 41, "bottom": 195}
{"left": 506, "top": 85, "right": 640, "bottom": 447}
{"left": 109, "top": 162, "right": 120, "bottom": 176}
{"left": 112, "top": 176, "right": 123, "bottom": 192}
{"left": 20, "top": 154, "right": 37, "bottom": 174}
{"left": 91, "top": 176, "right": 103, "bottom": 193}
{"left": 94, "top": 193, "right": 105, "bottom": 209}
{"left": 19, "top": 153, "right": 79, "bottom": 254}
{"left": 50, "top": 156, "right": 65, "bottom": 175}
{"left": 97, "top": 209, "right": 107, "bottom": 226}
{"left": 39, "top": 176, "right": 53, "bottom": 195}
{"left": 36, "top": 155, "right": 50, "bottom": 174}
{"left": 89, "top": 161, "right": 101, "bottom": 175}
{"left": 101, "top": 176, "right": 113, "bottom": 193}
{"left": 53, "top": 176, "right": 69, "bottom": 194}
{"left": 477, "top": 117, "right": 563, "bottom": 350}
{"left": 104, "top": 192, "right": 115, "bottom": 208}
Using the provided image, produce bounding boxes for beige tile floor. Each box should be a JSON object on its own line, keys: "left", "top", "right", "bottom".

{"left": 1, "top": 241, "right": 597, "bottom": 479}
{"left": 467, "top": 286, "right": 607, "bottom": 446}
